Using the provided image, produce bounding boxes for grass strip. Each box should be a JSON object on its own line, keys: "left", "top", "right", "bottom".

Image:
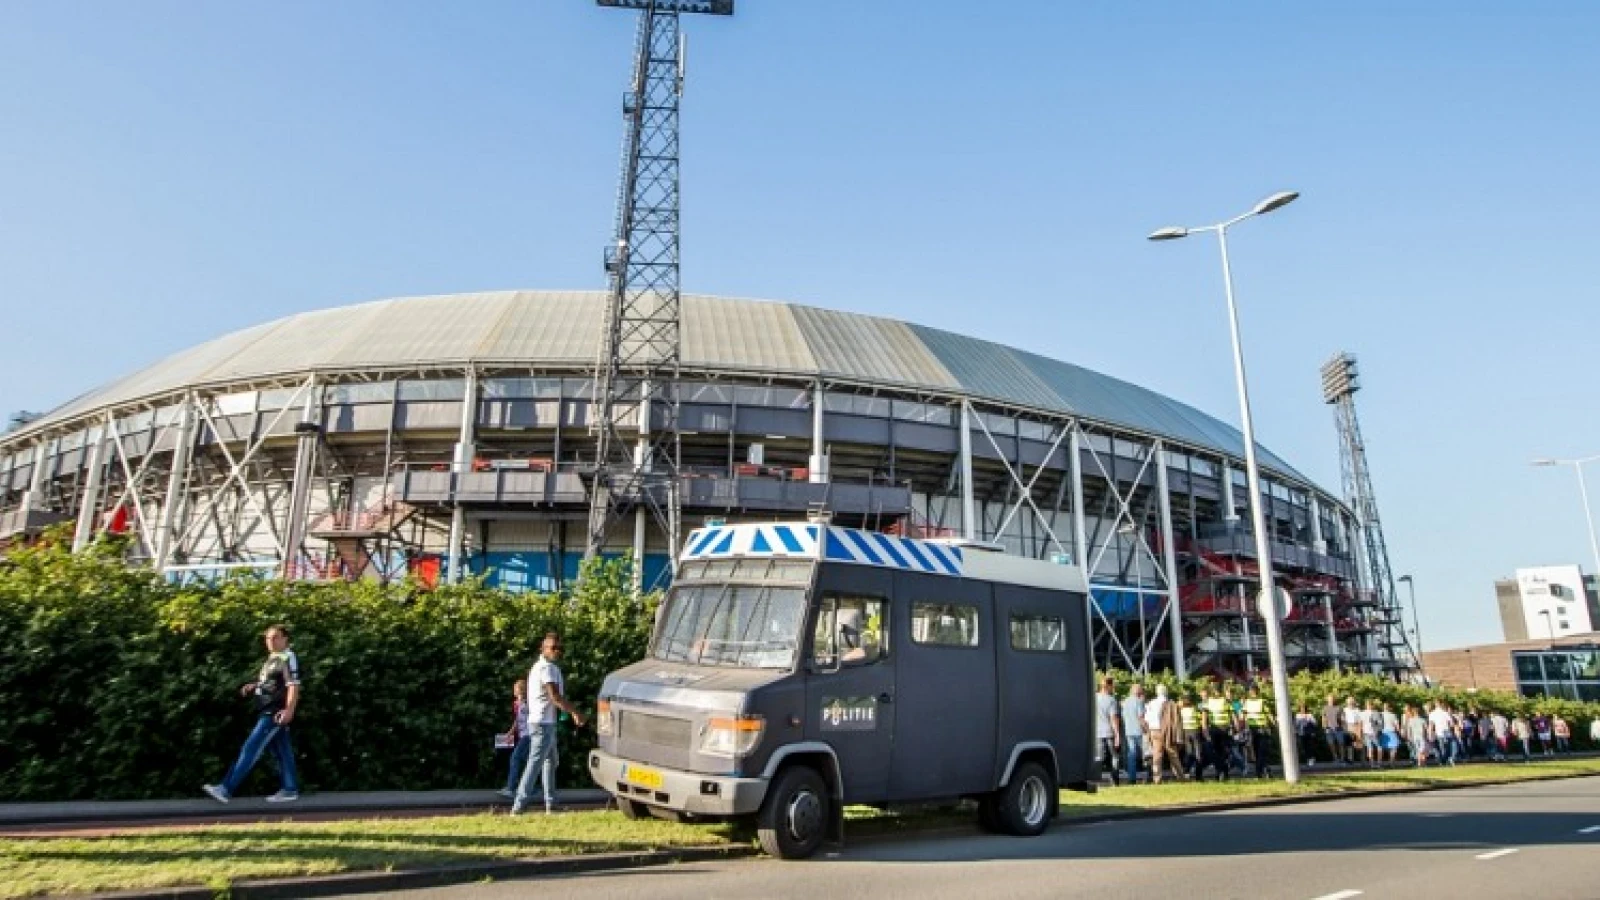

{"left": 3, "top": 758, "right": 1597, "bottom": 899}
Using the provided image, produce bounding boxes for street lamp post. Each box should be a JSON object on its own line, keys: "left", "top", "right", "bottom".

{"left": 1531, "top": 455, "right": 1600, "bottom": 583}
{"left": 1539, "top": 609, "right": 1556, "bottom": 643}
{"left": 1149, "top": 190, "right": 1301, "bottom": 784}
{"left": 1398, "top": 574, "right": 1424, "bottom": 681}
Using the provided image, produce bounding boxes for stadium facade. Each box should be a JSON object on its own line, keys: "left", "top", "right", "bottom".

{"left": 0, "top": 290, "right": 1403, "bottom": 678}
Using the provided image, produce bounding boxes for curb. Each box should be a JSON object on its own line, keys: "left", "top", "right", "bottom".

{"left": 51, "top": 770, "right": 1600, "bottom": 900}
{"left": 70, "top": 844, "right": 761, "bottom": 900}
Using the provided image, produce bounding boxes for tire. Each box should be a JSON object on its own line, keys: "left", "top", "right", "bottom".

{"left": 756, "top": 765, "right": 829, "bottom": 860}
{"left": 995, "top": 760, "right": 1056, "bottom": 837}
{"left": 615, "top": 796, "right": 645, "bottom": 821}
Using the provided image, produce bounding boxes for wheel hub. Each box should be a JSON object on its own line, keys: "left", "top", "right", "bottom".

{"left": 786, "top": 789, "right": 823, "bottom": 841}
{"left": 1019, "top": 775, "right": 1048, "bottom": 826}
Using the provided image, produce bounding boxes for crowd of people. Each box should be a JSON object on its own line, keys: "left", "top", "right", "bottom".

{"left": 1095, "top": 675, "right": 1600, "bottom": 786}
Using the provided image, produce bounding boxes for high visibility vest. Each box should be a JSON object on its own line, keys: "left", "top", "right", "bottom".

{"left": 1206, "top": 698, "right": 1231, "bottom": 730}
{"left": 1180, "top": 703, "right": 1200, "bottom": 732}
{"left": 1244, "top": 698, "right": 1268, "bottom": 728}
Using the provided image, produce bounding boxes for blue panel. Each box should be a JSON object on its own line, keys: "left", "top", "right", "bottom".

{"left": 775, "top": 525, "right": 804, "bottom": 553}
{"left": 899, "top": 539, "right": 935, "bottom": 571}
{"left": 688, "top": 528, "right": 721, "bottom": 556}
{"left": 871, "top": 533, "right": 911, "bottom": 569}
{"left": 710, "top": 529, "right": 736, "bottom": 555}
{"left": 824, "top": 529, "right": 857, "bottom": 562}
{"left": 751, "top": 529, "right": 773, "bottom": 554}
{"left": 842, "top": 530, "right": 885, "bottom": 565}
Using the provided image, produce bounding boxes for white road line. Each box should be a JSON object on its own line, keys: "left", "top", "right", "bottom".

{"left": 1309, "top": 891, "right": 1364, "bottom": 900}
{"left": 1580, "top": 825, "right": 1600, "bottom": 834}
{"left": 1475, "top": 848, "right": 1520, "bottom": 860}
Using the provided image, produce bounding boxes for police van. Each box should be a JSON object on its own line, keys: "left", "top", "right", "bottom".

{"left": 587, "top": 521, "right": 1094, "bottom": 859}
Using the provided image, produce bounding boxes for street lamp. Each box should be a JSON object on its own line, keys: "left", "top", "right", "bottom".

{"left": 1530, "top": 454, "right": 1600, "bottom": 584}
{"left": 1148, "top": 189, "right": 1301, "bottom": 784}
{"left": 1397, "top": 574, "right": 1425, "bottom": 681}
{"left": 1539, "top": 609, "right": 1557, "bottom": 643}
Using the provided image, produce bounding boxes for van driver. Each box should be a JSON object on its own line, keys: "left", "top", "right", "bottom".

{"left": 836, "top": 607, "right": 877, "bottom": 665}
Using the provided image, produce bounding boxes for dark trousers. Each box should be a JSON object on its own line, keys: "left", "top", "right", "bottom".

{"left": 220, "top": 713, "right": 297, "bottom": 796}
{"left": 504, "top": 734, "right": 531, "bottom": 793}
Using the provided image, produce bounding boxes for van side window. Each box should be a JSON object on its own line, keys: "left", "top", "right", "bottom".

{"left": 812, "top": 594, "right": 887, "bottom": 668}
{"left": 1009, "top": 613, "right": 1066, "bottom": 653}
{"left": 910, "top": 603, "right": 980, "bottom": 647}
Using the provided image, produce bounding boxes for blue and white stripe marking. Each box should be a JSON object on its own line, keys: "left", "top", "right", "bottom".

{"left": 682, "top": 524, "right": 963, "bottom": 576}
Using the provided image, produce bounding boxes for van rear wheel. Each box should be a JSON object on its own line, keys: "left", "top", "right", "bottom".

{"left": 756, "top": 766, "right": 829, "bottom": 859}
{"left": 995, "top": 760, "right": 1056, "bottom": 837}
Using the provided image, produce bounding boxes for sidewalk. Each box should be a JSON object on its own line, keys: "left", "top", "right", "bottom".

{"left": 0, "top": 788, "right": 612, "bottom": 831}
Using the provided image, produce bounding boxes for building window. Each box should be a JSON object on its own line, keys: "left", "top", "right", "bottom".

{"left": 1009, "top": 614, "right": 1066, "bottom": 653}
{"left": 911, "top": 603, "right": 980, "bottom": 647}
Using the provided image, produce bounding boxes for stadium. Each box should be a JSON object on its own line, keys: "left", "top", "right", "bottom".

{"left": 0, "top": 289, "right": 1399, "bottom": 678}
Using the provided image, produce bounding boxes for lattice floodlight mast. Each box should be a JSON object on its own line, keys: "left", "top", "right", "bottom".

{"left": 587, "top": 1, "right": 733, "bottom": 582}
{"left": 1321, "top": 352, "right": 1418, "bottom": 675}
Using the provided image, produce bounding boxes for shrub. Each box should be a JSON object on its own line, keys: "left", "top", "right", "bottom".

{"left": 0, "top": 532, "right": 654, "bottom": 801}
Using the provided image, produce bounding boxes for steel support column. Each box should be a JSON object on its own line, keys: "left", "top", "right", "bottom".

{"left": 447, "top": 370, "right": 478, "bottom": 585}
{"left": 280, "top": 382, "right": 321, "bottom": 579}
{"left": 1309, "top": 495, "right": 1327, "bottom": 555}
{"left": 72, "top": 423, "right": 110, "bottom": 552}
{"left": 1155, "top": 443, "right": 1186, "bottom": 678}
{"left": 958, "top": 400, "right": 976, "bottom": 541}
{"left": 21, "top": 439, "right": 50, "bottom": 513}
{"left": 1222, "top": 462, "right": 1239, "bottom": 521}
{"left": 809, "top": 380, "right": 828, "bottom": 484}
{"left": 154, "top": 397, "right": 197, "bottom": 571}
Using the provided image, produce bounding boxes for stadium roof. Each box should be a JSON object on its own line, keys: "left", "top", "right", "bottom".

{"left": 13, "top": 290, "right": 1308, "bottom": 481}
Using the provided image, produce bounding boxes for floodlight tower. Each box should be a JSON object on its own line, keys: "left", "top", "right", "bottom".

{"left": 1321, "top": 352, "right": 1418, "bottom": 676}
{"left": 586, "top": 1, "right": 734, "bottom": 588}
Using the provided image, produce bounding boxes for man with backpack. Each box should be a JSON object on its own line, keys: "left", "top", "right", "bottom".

{"left": 204, "top": 624, "right": 301, "bottom": 804}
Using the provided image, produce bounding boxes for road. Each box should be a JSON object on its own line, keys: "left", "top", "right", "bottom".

{"left": 350, "top": 777, "right": 1600, "bottom": 900}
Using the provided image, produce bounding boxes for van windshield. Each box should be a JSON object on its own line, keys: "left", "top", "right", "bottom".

{"left": 653, "top": 581, "right": 809, "bottom": 669}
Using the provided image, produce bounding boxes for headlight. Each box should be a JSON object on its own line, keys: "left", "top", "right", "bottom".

{"left": 700, "top": 716, "right": 764, "bottom": 757}
{"left": 596, "top": 699, "right": 614, "bottom": 736}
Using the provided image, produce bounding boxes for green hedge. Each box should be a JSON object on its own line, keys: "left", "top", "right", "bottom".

{"left": 0, "top": 533, "right": 654, "bottom": 801}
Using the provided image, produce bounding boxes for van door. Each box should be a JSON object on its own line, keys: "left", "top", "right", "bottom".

{"left": 804, "top": 569, "right": 896, "bottom": 804}
{"left": 888, "top": 570, "right": 997, "bottom": 801}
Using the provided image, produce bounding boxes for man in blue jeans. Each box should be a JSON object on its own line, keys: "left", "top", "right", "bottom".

{"left": 513, "top": 633, "right": 586, "bottom": 815}
{"left": 204, "top": 624, "right": 301, "bottom": 803}
{"left": 1120, "top": 683, "right": 1147, "bottom": 785}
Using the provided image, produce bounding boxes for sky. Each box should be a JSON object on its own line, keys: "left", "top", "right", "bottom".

{"left": 1, "top": 2, "right": 1597, "bottom": 650}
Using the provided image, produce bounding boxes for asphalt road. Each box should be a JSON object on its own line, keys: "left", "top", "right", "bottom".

{"left": 350, "top": 777, "right": 1600, "bottom": 900}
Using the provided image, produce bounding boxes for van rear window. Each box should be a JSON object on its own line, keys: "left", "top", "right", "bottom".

{"left": 1009, "top": 614, "right": 1066, "bottom": 653}
{"left": 910, "top": 603, "right": 979, "bottom": 647}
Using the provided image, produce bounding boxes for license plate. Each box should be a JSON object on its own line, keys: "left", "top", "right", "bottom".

{"left": 621, "top": 763, "right": 664, "bottom": 790}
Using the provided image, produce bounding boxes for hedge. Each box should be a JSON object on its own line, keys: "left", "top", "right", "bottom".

{"left": 0, "top": 532, "right": 654, "bottom": 801}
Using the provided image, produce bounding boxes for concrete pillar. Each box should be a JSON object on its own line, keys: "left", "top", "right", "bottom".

{"left": 1325, "top": 595, "right": 1342, "bottom": 673}
{"left": 1309, "top": 495, "right": 1328, "bottom": 555}
{"left": 21, "top": 439, "right": 50, "bottom": 513}
{"left": 1222, "top": 462, "right": 1239, "bottom": 522}
{"left": 280, "top": 382, "right": 322, "bottom": 580}
{"left": 154, "top": 398, "right": 197, "bottom": 571}
{"left": 72, "top": 424, "right": 110, "bottom": 552}
{"left": 447, "top": 371, "right": 479, "bottom": 584}
{"left": 809, "top": 381, "right": 828, "bottom": 484}
{"left": 1155, "top": 444, "right": 1186, "bottom": 679}
{"left": 958, "top": 401, "right": 976, "bottom": 541}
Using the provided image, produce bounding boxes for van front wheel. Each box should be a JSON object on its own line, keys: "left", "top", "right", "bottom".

{"left": 756, "top": 766, "right": 829, "bottom": 859}
{"left": 995, "top": 760, "right": 1056, "bottom": 837}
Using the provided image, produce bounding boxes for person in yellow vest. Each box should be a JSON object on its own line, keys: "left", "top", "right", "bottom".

{"left": 1180, "top": 691, "right": 1205, "bottom": 778}
{"left": 1243, "top": 684, "right": 1274, "bottom": 778}
{"left": 1205, "top": 689, "right": 1234, "bottom": 738}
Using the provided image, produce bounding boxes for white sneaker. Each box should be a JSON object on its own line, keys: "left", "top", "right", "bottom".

{"left": 202, "top": 784, "right": 231, "bottom": 804}
{"left": 265, "top": 790, "right": 300, "bottom": 803}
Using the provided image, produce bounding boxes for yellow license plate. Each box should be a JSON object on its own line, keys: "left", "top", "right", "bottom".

{"left": 622, "top": 764, "right": 664, "bottom": 790}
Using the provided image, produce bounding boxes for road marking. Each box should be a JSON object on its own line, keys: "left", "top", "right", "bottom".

{"left": 1475, "top": 848, "right": 1519, "bottom": 860}
{"left": 1309, "top": 891, "right": 1364, "bottom": 900}
{"left": 1580, "top": 825, "right": 1600, "bottom": 834}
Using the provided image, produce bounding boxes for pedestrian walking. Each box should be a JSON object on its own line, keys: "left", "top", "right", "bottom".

{"left": 1320, "top": 693, "right": 1344, "bottom": 764}
{"left": 1402, "top": 704, "right": 1429, "bottom": 766}
{"left": 1295, "top": 704, "right": 1318, "bottom": 767}
{"left": 1145, "top": 685, "right": 1186, "bottom": 784}
{"left": 1428, "top": 702, "right": 1459, "bottom": 766}
{"left": 1489, "top": 711, "right": 1510, "bottom": 760}
{"left": 203, "top": 624, "right": 301, "bottom": 804}
{"left": 1095, "top": 676, "right": 1123, "bottom": 787}
{"left": 499, "top": 678, "right": 550, "bottom": 799}
{"left": 1380, "top": 702, "right": 1401, "bottom": 765}
{"left": 1121, "top": 684, "right": 1148, "bottom": 785}
{"left": 1361, "top": 700, "right": 1383, "bottom": 768}
{"left": 1341, "top": 696, "right": 1365, "bottom": 765}
{"left": 1591, "top": 716, "right": 1600, "bottom": 746}
{"left": 512, "top": 632, "right": 586, "bottom": 815}
{"left": 1553, "top": 715, "right": 1571, "bottom": 753}
{"left": 1180, "top": 692, "right": 1205, "bottom": 774}
{"left": 1243, "top": 686, "right": 1272, "bottom": 778}
{"left": 1511, "top": 714, "right": 1533, "bottom": 761}
{"left": 1533, "top": 714, "right": 1554, "bottom": 756}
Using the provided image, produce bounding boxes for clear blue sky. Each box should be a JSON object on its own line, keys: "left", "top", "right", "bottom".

{"left": 2, "top": 2, "right": 1596, "bottom": 650}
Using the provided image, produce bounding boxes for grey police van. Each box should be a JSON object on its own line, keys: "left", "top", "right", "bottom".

{"left": 587, "top": 521, "right": 1093, "bottom": 859}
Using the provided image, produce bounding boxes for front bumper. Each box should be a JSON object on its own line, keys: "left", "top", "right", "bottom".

{"left": 589, "top": 749, "right": 769, "bottom": 816}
